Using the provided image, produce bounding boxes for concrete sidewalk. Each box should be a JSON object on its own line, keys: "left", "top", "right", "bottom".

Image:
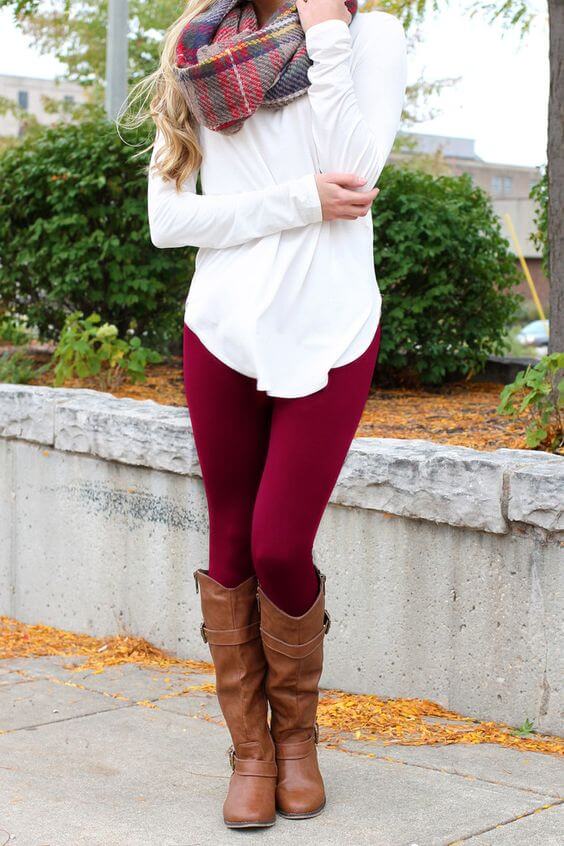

{"left": 1, "top": 657, "right": 562, "bottom": 846}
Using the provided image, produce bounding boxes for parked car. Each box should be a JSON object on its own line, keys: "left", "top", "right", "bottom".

{"left": 517, "top": 320, "right": 550, "bottom": 348}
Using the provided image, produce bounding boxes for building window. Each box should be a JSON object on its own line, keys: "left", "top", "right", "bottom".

{"left": 17, "top": 90, "right": 29, "bottom": 110}
{"left": 63, "top": 95, "right": 75, "bottom": 104}
{"left": 491, "top": 174, "right": 513, "bottom": 196}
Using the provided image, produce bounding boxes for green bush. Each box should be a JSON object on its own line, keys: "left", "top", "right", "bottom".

{"left": 0, "top": 119, "right": 522, "bottom": 384}
{"left": 0, "top": 312, "right": 33, "bottom": 346}
{"left": 373, "top": 167, "right": 522, "bottom": 384}
{"left": 0, "top": 117, "right": 195, "bottom": 351}
{"left": 0, "top": 350, "right": 49, "bottom": 385}
{"left": 52, "top": 311, "right": 162, "bottom": 388}
{"left": 497, "top": 352, "right": 563, "bottom": 453}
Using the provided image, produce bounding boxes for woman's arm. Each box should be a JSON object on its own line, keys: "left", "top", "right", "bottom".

{"left": 147, "top": 134, "right": 323, "bottom": 249}
{"left": 304, "top": 12, "right": 408, "bottom": 189}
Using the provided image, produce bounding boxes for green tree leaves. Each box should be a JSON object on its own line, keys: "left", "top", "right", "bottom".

{"left": 0, "top": 0, "right": 185, "bottom": 86}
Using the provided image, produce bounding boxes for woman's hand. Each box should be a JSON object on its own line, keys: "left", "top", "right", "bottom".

{"left": 315, "top": 172, "right": 379, "bottom": 221}
{"left": 296, "top": 0, "right": 352, "bottom": 33}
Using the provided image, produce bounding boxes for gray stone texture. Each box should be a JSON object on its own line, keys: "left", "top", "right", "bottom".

{"left": 0, "top": 385, "right": 562, "bottom": 735}
{"left": 54, "top": 394, "right": 201, "bottom": 476}
{"left": 0, "top": 384, "right": 107, "bottom": 443}
{"left": 507, "top": 460, "right": 564, "bottom": 531}
{"left": 1, "top": 385, "right": 562, "bottom": 533}
{"left": 334, "top": 437, "right": 509, "bottom": 533}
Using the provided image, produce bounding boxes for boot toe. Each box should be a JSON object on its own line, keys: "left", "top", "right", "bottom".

{"left": 276, "top": 779, "right": 326, "bottom": 818}
{"left": 223, "top": 773, "right": 277, "bottom": 828}
{"left": 276, "top": 790, "right": 326, "bottom": 819}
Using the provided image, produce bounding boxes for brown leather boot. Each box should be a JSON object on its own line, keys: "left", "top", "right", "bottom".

{"left": 257, "top": 568, "right": 331, "bottom": 819}
{"left": 194, "top": 569, "right": 277, "bottom": 828}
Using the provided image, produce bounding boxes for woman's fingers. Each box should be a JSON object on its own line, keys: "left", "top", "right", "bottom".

{"left": 344, "top": 187, "right": 379, "bottom": 204}
{"left": 340, "top": 187, "right": 379, "bottom": 218}
{"left": 315, "top": 172, "right": 380, "bottom": 220}
{"left": 324, "top": 172, "right": 367, "bottom": 189}
{"left": 344, "top": 208, "right": 372, "bottom": 219}
{"left": 297, "top": 0, "right": 352, "bottom": 33}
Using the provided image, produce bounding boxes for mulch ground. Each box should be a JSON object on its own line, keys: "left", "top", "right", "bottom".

{"left": 25, "top": 358, "right": 528, "bottom": 452}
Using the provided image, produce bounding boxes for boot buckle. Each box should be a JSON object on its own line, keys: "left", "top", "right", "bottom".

{"left": 314, "top": 721, "right": 320, "bottom": 744}
{"left": 200, "top": 621, "right": 208, "bottom": 643}
{"left": 323, "top": 610, "right": 331, "bottom": 635}
{"left": 227, "top": 745, "right": 235, "bottom": 771}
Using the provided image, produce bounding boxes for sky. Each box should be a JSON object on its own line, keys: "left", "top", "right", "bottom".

{"left": 0, "top": 3, "right": 550, "bottom": 168}
{"left": 409, "top": 3, "right": 549, "bottom": 168}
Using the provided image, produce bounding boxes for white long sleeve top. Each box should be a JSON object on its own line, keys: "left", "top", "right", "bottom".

{"left": 148, "top": 11, "right": 407, "bottom": 397}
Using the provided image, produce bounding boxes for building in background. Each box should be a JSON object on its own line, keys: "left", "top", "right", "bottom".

{"left": 0, "top": 74, "right": 88, "bottom": 137}
{"left": 390, "top": 133, "right": 548, "bottom": 312}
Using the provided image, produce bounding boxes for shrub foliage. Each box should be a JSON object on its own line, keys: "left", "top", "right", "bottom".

{"left": 373, "top": 166, "right": 522, "bottom": 384}
{"left": 0, "top": 349, "right": 49, "bottom": 384}
{"left": 52, "top": 311, "right": 162, "bottom": 388}
{"left": 497, "top": 352, "right": 563, "bottom": 453}
{"left": 0, "top": 118, "right": 194, "bottom": 349}
{"left": 0, "top": 119, "right": 522, "bottom": 383}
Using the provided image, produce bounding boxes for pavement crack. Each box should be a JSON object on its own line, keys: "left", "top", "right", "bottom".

{"left": 447, "top": 797, "right": 564, "bottom": 844}
{"left": 0, "top": 702, "right": 135, "bottom": 735}
{"left": 146, "top": 700, "right": 563, "bottom": 800}
{"left": 337, "top": 744, "right": 562, "bottom": 798}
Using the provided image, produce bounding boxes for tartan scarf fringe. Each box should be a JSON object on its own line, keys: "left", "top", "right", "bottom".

{"left": 175, "top": 0, "right": 357, "bottom": 134}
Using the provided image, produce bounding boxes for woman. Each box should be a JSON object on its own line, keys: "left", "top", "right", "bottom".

{"left": 145, "top": 0, "right": 407, "bottom": 829}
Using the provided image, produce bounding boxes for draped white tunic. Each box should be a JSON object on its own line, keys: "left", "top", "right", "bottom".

{"left": 148, "top": 12, "right": 408, "bottom": 397}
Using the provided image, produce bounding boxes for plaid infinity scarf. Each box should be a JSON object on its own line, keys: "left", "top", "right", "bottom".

{"left": 176, "top": 0, "right": 358, "bottom": 134}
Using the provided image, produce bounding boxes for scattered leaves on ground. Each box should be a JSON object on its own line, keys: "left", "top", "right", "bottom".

{"left": 1, "top": 617, "right": 561, "bottom": 757}
{"left": 0, "top": 616, "right": 213, "bottom": 674}
{"left": 316, "top": 690, "right": 563, "bottom": 757}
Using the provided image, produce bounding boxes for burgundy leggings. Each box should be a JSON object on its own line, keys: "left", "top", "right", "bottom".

{"left": 183, "top": 323, "right": 382, "bottom": 616}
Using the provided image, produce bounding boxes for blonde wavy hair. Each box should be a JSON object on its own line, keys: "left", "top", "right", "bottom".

{"left": 122, "top": 0, "right": 216, "bottom": 190}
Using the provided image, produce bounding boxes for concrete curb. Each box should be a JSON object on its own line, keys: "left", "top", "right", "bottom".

{"left": 1, "top": 384, "right": 562, "bottom": 734}
{"left": 1, "top": 384, "right": 562, "bottom": 534}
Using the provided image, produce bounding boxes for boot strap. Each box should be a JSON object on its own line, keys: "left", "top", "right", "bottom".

{"left": 275, "top": 734, "right": 318, "bottom": 760}
{"left": 201, "top": 619, "right": 260, "bottom": 646}
{"left": 231, "top": 755, "right": 278, "bottom": 778}
{"left": 260, "top": 616, "right": 329, "bottom": 659}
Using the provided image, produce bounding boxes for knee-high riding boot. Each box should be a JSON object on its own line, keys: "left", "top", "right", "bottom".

{"left": 193, "top": 569, "right": 277, "bottom": 828}
{"left": 257, "top": 568, "right": 331, "bottom": 819}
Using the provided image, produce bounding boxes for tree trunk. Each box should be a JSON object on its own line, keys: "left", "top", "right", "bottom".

{"left": 548, "top": 0, "right": 564, "bottom": 354}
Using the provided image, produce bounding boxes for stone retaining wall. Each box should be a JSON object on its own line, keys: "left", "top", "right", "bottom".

{"left": 1, "top": 385, "right": 562, "bottom": 734}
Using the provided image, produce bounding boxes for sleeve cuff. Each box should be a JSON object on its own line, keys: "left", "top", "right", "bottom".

{"left": 305, "top": 18, "right": 352, "bottom": 54}
{"left": 292, "top": 172, "right": 323, "bottom": 225}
